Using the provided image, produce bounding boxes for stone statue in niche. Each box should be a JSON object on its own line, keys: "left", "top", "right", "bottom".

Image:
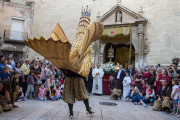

{"left": 116, "top": 11, "right": 122, "bottom": 23}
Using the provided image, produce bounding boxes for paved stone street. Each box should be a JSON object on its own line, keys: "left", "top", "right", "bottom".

{"left": 0, "top": 95, "right": 179, "bottom": 120}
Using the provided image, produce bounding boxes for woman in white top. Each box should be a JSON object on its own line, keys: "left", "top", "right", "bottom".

{"left": 46, "top": 64, "right": 56, "bottom": 79}
{"left": 45, "top": 74, "right": 56, "bottom": 97}
{"left": 123, "top": 72, "right": 131, "bottom": 98}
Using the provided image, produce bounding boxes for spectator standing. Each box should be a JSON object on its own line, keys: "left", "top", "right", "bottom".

{"left": 21, "top": 58, "right": 30, "bottom": 95}
{"left": 168, "top": 63, "right": 180, "bottom": 79}
{"left": 142, "top": 68, "right": 150, "bottom": 83}
{"left": 87, "top": 63, "right": 94, "bottom": 94}
{"left": 171, "top": 78, "right": 179, "bottom": 115}
{"left": 148, "top": 70, "right": 156, "bottom": 86}
{"left": 115, "top": 65, "right": 126, "bottom": 92}
{"left": 8, "top": 54, "right": 15, "bottom": 70}
{"left": 25, "top": 70, "right": 35, "bottom": 100}
{"left": 6, "top": 58, "right": 13, "bottom": 70}
{"left": 0, "top": 55, "right": 5, "bottom": 72}
{"left": 21, "top": 58, "right": 25, "bottom": 64}
{"left": 0, "top": 66, "right": 11, "bottom": 81}
{"left": 46, "top": 64, "right": 56, "bottom": 79}
{"left": 41, "top": 63, "right": 47, "bottom": 84}
{"left": 126, "top": 65, "right": 135, "bottom": 79}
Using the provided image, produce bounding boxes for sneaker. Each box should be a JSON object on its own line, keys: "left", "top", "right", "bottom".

{"left": 134, "top": 102, "right": 138, "bottom": 105}
{"left": 35, "top": 97, "right": 38, "bottom": 100}
{"left": 142, "top": 103, "right": 147, "bottom": 107}
{"left": 125, "top": 99, "right": 129, "bottom": 102}
{"left": 52, "top": 99, "right": 54, "bottom": 101}
{"left": 24, "top": 98, "right": 27, "bottom": 101}
{"left": 174, "top": 113, "right": 178, "bottom": 116}
{"left": 56, "top": 98, "right": 59, "bottom": 100}
{"left": 171, "top": 112, "right": 175, "bottom": 115}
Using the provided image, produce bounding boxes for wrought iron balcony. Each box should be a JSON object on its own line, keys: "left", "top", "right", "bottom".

{"left": 4, "top": 30, "right": 28, "bottom": 43}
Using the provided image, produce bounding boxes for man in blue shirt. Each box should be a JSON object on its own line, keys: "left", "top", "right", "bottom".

{"left": 0, "top": 66, "right": 11, "bottom": 81}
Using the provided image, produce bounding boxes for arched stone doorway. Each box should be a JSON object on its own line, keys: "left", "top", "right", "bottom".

{"left": 103, "top": 43, "right": 135, "bottom": 68}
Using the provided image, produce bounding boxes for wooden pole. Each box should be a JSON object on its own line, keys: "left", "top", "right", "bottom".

{"left": 128, "top": 24, "right": 132, "bottom": 65}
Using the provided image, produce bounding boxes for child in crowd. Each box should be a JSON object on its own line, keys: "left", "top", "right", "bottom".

{"left": 38, "top": 84, "right": 47, "bottom": 101}
{"left": 131, "top": 76, "right": 135, "bottom": 85}
{"left": 123, "top": 72, "right": 131, "bottom": 98}
{"left": 25, "top": 70, "right": 35, "bottom": 100}
{"left": 171, "top": 78, "right": 179, "bottom": 116}
{"left": 18, "top": 87, "right": 25, "bottom": 101}
{"left": 50, "top": 85, "right": 58, "bottom": 101}
{"left": 56, "top": 85, "right": 62, "bottom": 99}
{"left": 35, "top": 72, "right": 42, "bottom": 99}
{"left": 109, "top": 75, "right": 114, "bottom": 91}
{"left": 0, "top": 66, "right": 11, "bottom": 81}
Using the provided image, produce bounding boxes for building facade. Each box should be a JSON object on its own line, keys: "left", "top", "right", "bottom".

{"left": 0, "top": 0, "right": 34, "bottom": 61}
{"left": 30, "top": 0, "right": 180, "bottom": 67}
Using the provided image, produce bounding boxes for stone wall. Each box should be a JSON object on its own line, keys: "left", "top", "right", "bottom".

{"left": 31, "top": 0, "right": 180, "bottom": 65}
{"left": 0, "top": 1, "right": 34, "bottom": 57}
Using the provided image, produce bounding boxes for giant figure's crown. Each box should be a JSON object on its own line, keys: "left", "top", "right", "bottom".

{"left": 81, "top": 6, "right": 91, "bottom": 17}
{"left": 25, "top": 7, "right": 104, "bottom": 78}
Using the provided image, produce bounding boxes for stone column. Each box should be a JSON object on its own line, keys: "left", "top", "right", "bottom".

{"left": 137, "top": 24, "right": 144, "bottom": 67}
{"left": 95, "top": 40, "right": 100, "bottom": 65}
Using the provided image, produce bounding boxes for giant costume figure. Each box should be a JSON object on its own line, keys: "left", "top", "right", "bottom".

{"left": 24, "top": 6, "right": 104, "bottom": 118}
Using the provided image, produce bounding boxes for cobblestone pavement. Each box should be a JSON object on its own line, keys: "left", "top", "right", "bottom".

{"left": 0, "top": 95, "right": 179, "bottom": 120}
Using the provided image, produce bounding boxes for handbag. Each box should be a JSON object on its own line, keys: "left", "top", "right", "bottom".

{"left": 96, "top": 85, "right": 98, "bottom": 89}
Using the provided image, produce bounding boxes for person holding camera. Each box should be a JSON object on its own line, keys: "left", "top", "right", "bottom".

{"left": 168, "top": 63, "right": 180, "bottom": 79}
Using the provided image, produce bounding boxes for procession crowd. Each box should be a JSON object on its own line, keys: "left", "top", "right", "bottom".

{"left": 0, "top": 54, "right": 64, "bottom": 114}
{"left": 106, "top": 64, "right": 180, "bottom": 117}
{"left": 0, "top": 53, "right": 180, "bottom": 118}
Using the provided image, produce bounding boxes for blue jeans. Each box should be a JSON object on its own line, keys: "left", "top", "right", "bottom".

{"left": 39, "top": 96, "right": 47, "bottom": 101}
{"left": 58, "top": 96, "right": 62, "bottom": 99}
{"left": 49, "top": 96, "right": 58, "bottom": 100}
{"left": 126, "top": 92, "right": 131, "bottom": 99}
{"left": 132, "top": 94, "right": 144, "bottom": 103}
{"left": 18, "top": 97, "right": 25, "bottom": 101}
{"left": 149, "top": 98, "right": 155, "bottom": 103}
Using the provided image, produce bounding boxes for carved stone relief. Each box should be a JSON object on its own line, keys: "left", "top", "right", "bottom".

{"left": 144, "top": 37, "right": 150, "bottom": 54}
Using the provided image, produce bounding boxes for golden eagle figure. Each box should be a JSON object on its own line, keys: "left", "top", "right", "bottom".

{"left": 24, "top": 7, "right": 104, "bottom": 78}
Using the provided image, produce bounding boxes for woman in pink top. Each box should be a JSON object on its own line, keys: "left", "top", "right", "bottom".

{"left": 56, "top": 85, "right": 62, "bottom": 99}
{"left": 38, "top": 84, "right": 47, "bottom": 101}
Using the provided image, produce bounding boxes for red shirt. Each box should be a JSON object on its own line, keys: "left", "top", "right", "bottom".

{"left": 142, "top": 72, "right": 150, "bottom": 82}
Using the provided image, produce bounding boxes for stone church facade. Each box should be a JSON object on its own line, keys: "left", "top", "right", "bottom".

{"left": 29, "top": 0, "right": 180, "bottom": 67}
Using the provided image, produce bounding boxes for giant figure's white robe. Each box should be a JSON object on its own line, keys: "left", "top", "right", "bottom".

{"left": 92, "top": 68, "right": 104, "bottom": 94}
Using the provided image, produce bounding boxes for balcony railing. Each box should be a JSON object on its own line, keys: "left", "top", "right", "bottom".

{"left": 4, "top": 30, "right": 28, "bottom": 43}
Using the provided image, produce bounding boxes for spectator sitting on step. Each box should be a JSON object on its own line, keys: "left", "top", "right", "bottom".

{"left": 38, "top": 84, "right": 47, "bottom": 101}
{"left": 49, "top": 85, "right": 58, "bottom": 101}
{"left": 18, "top": 87, "right": 25, "bottom": 102}
{"left": 56, "top": 85, "right": 62, "bottom": 99}
{"left": 0, "top": 66, "right": 11, "bottom": 82}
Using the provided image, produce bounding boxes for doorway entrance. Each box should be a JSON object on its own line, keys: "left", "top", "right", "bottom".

{"left": 104, "top": 43, "right": 135, "bottom": 68}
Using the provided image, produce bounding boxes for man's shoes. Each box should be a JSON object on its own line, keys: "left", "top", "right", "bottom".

{"left": 69, "top": 114, "right": 74, "bottom": 119}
